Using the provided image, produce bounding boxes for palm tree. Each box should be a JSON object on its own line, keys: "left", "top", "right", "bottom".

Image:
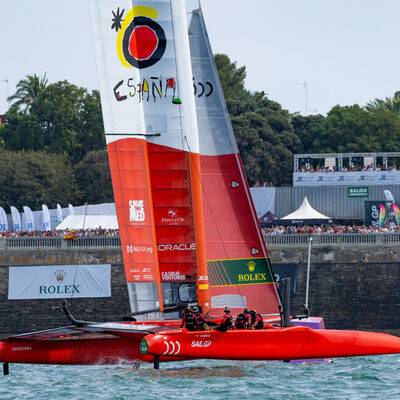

{"left": 365, "top": 91, "right": 400, "bottom": 114}
{"left": 8, "top": 73, "right": 48, "bottom": 110}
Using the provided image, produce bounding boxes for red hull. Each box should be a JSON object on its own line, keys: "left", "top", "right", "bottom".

{"left": 143, "top": 326, "right": 400, "bottom": 360}
{"left": 2, "top": 324, "right": 400, "bottom": 365}
{"left": 0, "top": 336, "right": 185, "bottom": 365}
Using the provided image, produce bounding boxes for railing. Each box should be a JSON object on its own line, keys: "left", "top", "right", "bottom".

{"left": 264, "top": 233, "right": 396, "bottom": 246}
{"left": 2, "top": 233, "right": 400, "bottom": 249}
{"left": 2, "top": 236, "right": 121, "bottom": 249}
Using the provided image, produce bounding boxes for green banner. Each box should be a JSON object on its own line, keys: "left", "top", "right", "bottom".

{"left": 207, "top": 258, "right": 274, "bottom": 286}
{"left": 348, "top": 186, "right": 369, "bottom": 198}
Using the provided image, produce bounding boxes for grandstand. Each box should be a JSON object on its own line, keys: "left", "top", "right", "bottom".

{"left": 293, "top": 152, "right": 400, "bottom": 187}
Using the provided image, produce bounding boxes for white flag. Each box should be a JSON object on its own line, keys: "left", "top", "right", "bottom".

{"left": 42, "top": 204, "right": 51, "bottom": 231}
{"left": 384, "top": 189, "right": 395, "bottom": 203}
{"left": 68, "top": 204, "right": 75, "bottom": 216}
{"left": 23, "top": 206, "right": 35, "bottom": 231}
{"left": 10, "top": 206, "right": 22, "bottom": 231}
{"left": 57, "top": 204, "right": 63, "bottom": 224}
{"left": 0, "top": 207, "right": 8, "bottom": 231}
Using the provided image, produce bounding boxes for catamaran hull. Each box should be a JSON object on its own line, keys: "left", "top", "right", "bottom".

{"left": 0, "top": 337, "right": 180, "bottom": 365}
{"left": 142, "top": 326, "right": 400, "bottom": 361}
{"left": 2, "top": 326, "right": 400, "bottom": 365}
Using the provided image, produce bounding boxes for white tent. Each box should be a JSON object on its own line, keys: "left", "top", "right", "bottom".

{"left": 55, "top": 215, "right": 118, "bottom": 230}
{"left": 281, "top": 197, "right": 331, "bottom": 220}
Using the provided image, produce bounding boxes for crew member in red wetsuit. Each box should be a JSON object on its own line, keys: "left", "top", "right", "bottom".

{"left": 234, "top": 313, "right": 248, "bottom": 330}
{"left": 243, "top": 309, "right": 251, "bottom": 328}
{"left": 192, "top": 306, "right": 207, "bottom": 331}
{"left": 215, "top": 306, "right": 233, "bottom": 332}
{"left": 249, "top": 309, "right": 264, "bottom": 330}
{"left": 180, "top": 307, "right": 199, "bottom": 331}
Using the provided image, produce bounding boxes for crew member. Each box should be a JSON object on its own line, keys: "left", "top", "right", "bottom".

{"left": 192, "top": 306, "right": 207, "bottom": 331}
{"left": 234, "top": 313, "right": 248, "bottom": 329}
{"left": 215, "top": 306, "right": 233, "bottom": 332}
{"left": 249, "top": 309, "right": 264, "bottom": 330}
{"left": 180, "top": 306, "right": 199, "bottom": 331}
{"left": 243, "top": 309, "right": 251, "bottom": 328}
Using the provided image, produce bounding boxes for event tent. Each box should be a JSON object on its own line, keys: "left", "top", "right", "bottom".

{"left": 55, "top": 215, "right": 118, "bottom": 230}
{"left": 280, "top": 197, "right": 332, "bottom": 223}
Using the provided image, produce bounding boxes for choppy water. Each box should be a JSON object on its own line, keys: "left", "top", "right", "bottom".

{"left": 1, "top": 355, "right": 399, "bottom": 399}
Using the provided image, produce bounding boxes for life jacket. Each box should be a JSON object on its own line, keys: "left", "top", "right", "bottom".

{"left": 181, "top": 314, "right": 199, "bottom": 331}
{"left": 216, "top": 313, "right": 233, "bottom": 332}
{"left": 195, "top": 312, "right": 206, "bottom": 329}
{"left": 251, "top": 313, "right": 264, "bottom": 329}
{"left": 235, "top": 314, "right": 248, "bottom": 329}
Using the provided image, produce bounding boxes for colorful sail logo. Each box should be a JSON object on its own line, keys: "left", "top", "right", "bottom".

{"left": 112, "top": 6, "right": 166, "bottom": 69}
{"left": 378, "top": 204, "right": 386, "bottom": 226}
{"left": 392, "top": 204, "right": 400, "bottom": 225}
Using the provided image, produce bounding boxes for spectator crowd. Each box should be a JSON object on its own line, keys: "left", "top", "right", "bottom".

{"left": 0, "top": 225, "right": 399, "bottom": 238}
{"left": 298, "top": 164, "right": 399, "bottom": 173}
{"left": 0, "top": 228, "right": 119, "bottom": 238}
{"left": 262, "top": 224, "right": 400, "bottom": 235}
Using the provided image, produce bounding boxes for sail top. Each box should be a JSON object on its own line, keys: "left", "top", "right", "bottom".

{"left": 90, "top": 0, "right": 200, "bottom": 153}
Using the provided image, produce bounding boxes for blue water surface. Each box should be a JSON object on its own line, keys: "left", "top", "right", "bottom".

{"left": 1, "top": 355, "right": 399, "bottom": 400}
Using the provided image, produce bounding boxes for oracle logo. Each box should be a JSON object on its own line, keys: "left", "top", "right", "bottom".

{"left": 158, "top": 243, "right": 196, "bottom": 251}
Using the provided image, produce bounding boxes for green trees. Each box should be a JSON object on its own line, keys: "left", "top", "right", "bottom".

{"left": 365, "top": 91, "right": 400, "bottom": 114}
{"left": 216, "top": 55, "right": 301, "bottom": 186}
{"left": 3, "top": 65, "right": 400, "bottom": 209}
{"left": 312, "top": 105, "right": 400, "bottom": 154}
{"left": 2, "top": 81, "right": 105, "bottom": 162}
{"left": 0, "top": 76, "right": 107, "bottom": 209}
{"left": 8, "top": 73, "right": 48, "bottom": 111}
{"left": 74, "top": 150, "right": 113, "bottom": 204}
{"left": 0, "top": 150, "right": 77, "bottom": 210}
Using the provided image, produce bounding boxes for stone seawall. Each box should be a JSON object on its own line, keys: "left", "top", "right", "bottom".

{"left": 0, "top": 248, "right": 130, "bottom": 337}
{"left": 1, "top": 245, "right": 400, "bottom": 336}
{"left": 272, "top": 246, "right": 400, "bottom": 331}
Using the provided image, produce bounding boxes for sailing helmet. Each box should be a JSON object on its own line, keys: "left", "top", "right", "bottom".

{"left": 192, "top": 306, "right": 199, "bottom": 313}
{"left": 185, "top": 306, "right": 192, "bottom": 314}
{"left": 250, "top": 309, "right": 256, "bottom": 316}
{"left": 224, "top": 306, "right": 231, "bottom": 313}
{"left": 244, "top": 309, "right": 250, "bottom": 314}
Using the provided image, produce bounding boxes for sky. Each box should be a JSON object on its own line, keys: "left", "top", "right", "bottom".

{"left": 0, "top": 0, "right": 399, "bottom": 115}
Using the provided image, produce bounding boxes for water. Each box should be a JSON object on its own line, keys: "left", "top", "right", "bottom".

{"left": 1, "top": 356, "right": 399, "bottom": 399}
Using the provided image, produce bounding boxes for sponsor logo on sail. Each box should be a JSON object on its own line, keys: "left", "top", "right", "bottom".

{"left": 161, "top": 209, "right": 184, "bottom": 225}
{"left": 129, "top": 200, "right": 145, "bottom": 222}
{"left": 112, "top": 6, "right": 166, "bottom": 69}
{"left": 126, "top": 245, "right": 153, "bottom": 254}
{"left": 237, "top": 260, "right": 267, "bottom": 283}
{"left": 161, "top": 271, "right": 186, "bottom": 281}
{"left": 247, "top": 261, "right": 255, "bottom": 272}
{"left": 158, "top": 243, "right": 196, "bottom": 251}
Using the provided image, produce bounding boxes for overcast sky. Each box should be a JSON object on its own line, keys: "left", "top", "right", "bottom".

{"left": 0, "top": 1, "right": 399, "bottom": 115}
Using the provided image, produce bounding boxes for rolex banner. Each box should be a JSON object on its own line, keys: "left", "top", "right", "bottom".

{"left": 8, "top": 264, "right": 111, "bottom": 300}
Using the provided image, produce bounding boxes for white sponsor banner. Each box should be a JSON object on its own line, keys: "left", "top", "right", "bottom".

{"left": 42, "top": 204, "right": 51, "bottom": 231}
{"left": 56, "top": 204, "right": 63, "bottom": 224}
{"left": 23, "top": 206, "right": 35, "bottom": 231}
{"left": 8, "top": 264, "right": 111, "bottom": 300}
{"left": 0, "top": 206, "right": 8, "bottom": 231}
{"left": 68, "top": 204, "right": 75, "bottom": 216}
{"left": 10, "top": 206, "right": 21, "bottom": 231}
{"left": 294, "top": 171, "right": 400, "bottom": 186}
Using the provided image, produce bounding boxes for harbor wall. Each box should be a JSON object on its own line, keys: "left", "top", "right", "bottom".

{"left": 1, "top": 245, "right": 400, "bottom": 335}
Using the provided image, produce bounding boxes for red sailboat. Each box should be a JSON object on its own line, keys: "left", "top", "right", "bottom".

{"left": 2, "top": 0, "right": 400, "bottom": 374}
